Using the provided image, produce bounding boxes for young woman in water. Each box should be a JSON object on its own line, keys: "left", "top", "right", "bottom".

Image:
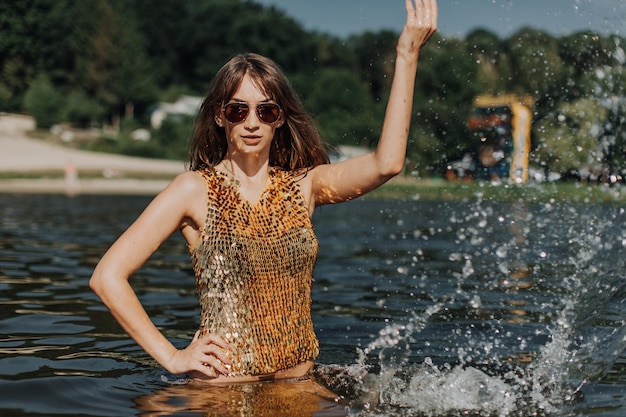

{"left": 90, "top": 0, "right": 437, "bottom": 384}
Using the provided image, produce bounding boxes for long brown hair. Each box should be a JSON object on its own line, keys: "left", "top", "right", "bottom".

{"left": 188, "top": 53, "right": 329, "bottom": 171}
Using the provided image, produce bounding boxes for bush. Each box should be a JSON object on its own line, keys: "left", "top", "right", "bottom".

{"left": 0, "top": 82, "right": 12, "bottom": 112}
{"left": 64, "top": 89, "right": 106, "bottom": 128}
{"left": 23, "top": 74, "right": 64, "bottom": 129}
{"left": 86, "top": 115, "right": 191, "bottom": 161}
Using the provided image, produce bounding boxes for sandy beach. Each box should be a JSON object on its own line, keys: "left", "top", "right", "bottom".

{"left": 0, "top": 113, "right": 185, "bottom": 195}
{"left": 0, "top": 113, "right": 424, "bottom": 196}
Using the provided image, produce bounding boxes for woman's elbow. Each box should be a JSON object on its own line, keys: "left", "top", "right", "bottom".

{"left": 379, "top": 159, "right": 405, "bottom": 179}
{"left": 373, "top": 150, "right": 405, "bottom": 179}
{"left": 89, "top": 269, "right": 105, "bottom": 296}
{"left": 389, "top": 162, "right": 405, "bottom": 177}
{"left": 89, "top": 263, "right": 116, "bottom": 298}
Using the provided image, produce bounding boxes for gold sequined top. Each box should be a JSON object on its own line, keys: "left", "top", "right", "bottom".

{"left": 189, "top": 166, "right": 320, "bottom": 376}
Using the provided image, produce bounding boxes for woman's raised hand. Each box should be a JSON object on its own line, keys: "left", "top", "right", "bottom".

{"left": 398, "top": 0, "right": 438, "bottom": 60}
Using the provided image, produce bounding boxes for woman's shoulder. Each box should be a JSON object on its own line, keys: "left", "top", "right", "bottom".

{"left": 165, "top": 170, "right": 209, "bottom": 197}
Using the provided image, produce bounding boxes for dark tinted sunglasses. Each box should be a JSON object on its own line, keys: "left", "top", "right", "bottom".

{"left": 222, "top": 102, "right": 282, "bottom": 124}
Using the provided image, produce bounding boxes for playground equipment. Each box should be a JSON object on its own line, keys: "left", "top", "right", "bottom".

{"left": 466, "top": 94, "right": 534, "bottom": 183}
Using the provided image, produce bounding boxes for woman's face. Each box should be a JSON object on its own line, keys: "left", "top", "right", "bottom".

{"left": 215, "top": 74, "right": 284, "bottom": 160}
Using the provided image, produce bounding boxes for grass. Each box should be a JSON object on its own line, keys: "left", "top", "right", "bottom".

{"left": 0, "top": 170, "right": 177, "bottom": 181}
{"left": 12, "top": 129, "right": 626, "bottom": 203}
{"left": 2, "top": 168, "right": 623, "bottom": 203}
{"left": 369, "top": 177, "right": 626, "bottom": 204}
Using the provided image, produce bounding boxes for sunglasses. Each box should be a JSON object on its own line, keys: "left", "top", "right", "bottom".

{"left": 222, "top": 102, "right": 282, "bottom": 124}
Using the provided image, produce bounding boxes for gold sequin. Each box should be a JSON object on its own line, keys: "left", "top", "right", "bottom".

{"left": 190, "top": 166, "right": 320, "bottom": 376}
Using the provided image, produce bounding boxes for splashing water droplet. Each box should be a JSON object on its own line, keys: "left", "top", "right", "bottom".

{"left": 470, "top": 295, "right": 482, "bottom": 309}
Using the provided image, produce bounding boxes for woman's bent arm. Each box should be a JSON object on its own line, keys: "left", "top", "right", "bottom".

{"left": 89, "top": 172, "right": 231, "bottom": 377}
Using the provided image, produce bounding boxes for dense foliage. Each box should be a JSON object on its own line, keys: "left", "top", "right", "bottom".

{"left": 1, "top": 0, "right": 625, "bottom": 178}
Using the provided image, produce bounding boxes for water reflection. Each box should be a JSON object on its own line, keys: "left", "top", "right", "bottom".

{"left": 498, "top": 202, "right": 533, "bottom": 324}
{"left": 133, "top": 378, "right": 346, "bottom": 417}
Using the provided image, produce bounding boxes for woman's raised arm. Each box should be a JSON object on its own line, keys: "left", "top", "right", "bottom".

{"left": 310, "top": 0, "right": 437, "bottom": 206}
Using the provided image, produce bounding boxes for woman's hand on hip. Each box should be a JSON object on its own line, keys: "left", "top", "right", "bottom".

{"left": 167, "top": 332, "right": 232, "bottom": 378}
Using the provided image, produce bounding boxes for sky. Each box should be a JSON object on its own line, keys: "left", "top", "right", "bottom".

{"left": 253, "top": 0, "right": 625, "bottom": 40}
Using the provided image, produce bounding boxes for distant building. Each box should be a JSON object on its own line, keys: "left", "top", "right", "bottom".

{"left": 150, "top": 96, "right": 203, "bottom": 129}
{"left": 330, "top": 145, "right": 369, "bottom": 163}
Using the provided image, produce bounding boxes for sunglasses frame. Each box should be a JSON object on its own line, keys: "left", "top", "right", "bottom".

{"left": 222, "top": 102, "right": 282, "bottom": 124}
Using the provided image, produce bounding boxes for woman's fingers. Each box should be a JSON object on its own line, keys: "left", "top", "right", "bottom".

{"left": 197, "top": 354, "right": 230, "bottom": 377}
{"left": 406, "top": 0, "right": 438, "bottom": 21}
{"left": 420, "top": 0, "right": 438, "bottom": 23}
{"left": 398, "top": 0, "right": 438, "bottom": 57}
{"left": 199, "top": 333, "right": 232, "bottom": 366}
{"left": 203, "top": 333, "right": 231, "bottom": 350}
{"left": 406, "top": 0, "right": 438, "bottom": 34}
{"left": 192, "top": 330, "right": 201, "bottom": 342}
{"left": 193, "top": 333, "right": 232, "bottom": 377}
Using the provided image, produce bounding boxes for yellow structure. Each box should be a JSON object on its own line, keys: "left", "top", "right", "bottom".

{"left": 471, "top": 95, "right": 534, "bottom": 183}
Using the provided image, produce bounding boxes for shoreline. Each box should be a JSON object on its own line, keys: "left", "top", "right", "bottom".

{"left": 2, "top": 114, "right": 624, "bottom": 202}
{"left": 0, "top": 113, "right": 433, "bottom": 197}
{"left": 0, "top": 177, "right": 173, "bottom": 196}
{"left": 0, "top": 113, "right": 184, "bottom": 195}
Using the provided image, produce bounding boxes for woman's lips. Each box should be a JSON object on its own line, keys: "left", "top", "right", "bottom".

{"left": 241, "top": 135, "right": 262, "bottom": 145}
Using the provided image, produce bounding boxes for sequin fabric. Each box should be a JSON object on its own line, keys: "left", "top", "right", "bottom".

{"left": 190, "top": 166, "right": 320, "bottom": 376}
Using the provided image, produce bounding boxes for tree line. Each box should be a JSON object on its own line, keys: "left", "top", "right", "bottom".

{"left": 1, "top": 0, "right": 625, "bottom": 179}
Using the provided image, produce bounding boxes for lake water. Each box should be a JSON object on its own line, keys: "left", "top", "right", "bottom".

{"left": 1, "top": 191, "right": 625, "bottom": 416}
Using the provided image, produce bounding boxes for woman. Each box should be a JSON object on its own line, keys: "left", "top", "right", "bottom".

{"left": 90, "top": 0, "right": 437, "bottom": 385}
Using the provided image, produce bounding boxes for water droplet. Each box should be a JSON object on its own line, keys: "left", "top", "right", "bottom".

{"left": 470, "top": 295, "right": 482, "bottom": 309}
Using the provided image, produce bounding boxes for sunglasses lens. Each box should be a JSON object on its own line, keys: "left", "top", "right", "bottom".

{"left": 223, "top": 103, "right": 249, "bottom": 123}
{"left": 223, "top": 103, "right": 281, "bottom": 124}
{"left": 257, "top": 104, "right": 281, "bottom": 123}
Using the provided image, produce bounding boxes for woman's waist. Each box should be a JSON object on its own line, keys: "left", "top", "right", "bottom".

{"left": 189, "top": 360, "right": 315, "bottom": 384}
{"left": 197, "top": 323, "right": 320, "bottom": 374}
{"left": 198, "top": 316, "right": 317, "bottom": 350}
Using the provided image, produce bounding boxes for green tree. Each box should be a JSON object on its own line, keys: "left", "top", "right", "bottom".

{"left": 64, "top": 89, "right": 106, "bottom": 128}
{"left": 506, "top": 28, "right": 564, "bottom": 115}
{"left": 152, "top": 115, "right": 195, "bottom": 160}
{"left": 348, "top": 30, "right": 398, "bottom": 100}
{"left": 308, "top": 33, "right": 356, "bottom": 72}
{"left": 0, "top": 0, "right": 51, "bottom": 110}
{"left": 128, "top": 0, "right": 190, "bottom": 88}
{"left": 559, "top": 31, "right": 614, "bottom": 83}
{"left": 533, "top": 98, "right": 606, "bottom": 177}
{"left": 591, "top": 36, "right": 626, "bottom": 177}
{"left": 302, "top": 68, "right": 380, "bottom": 147}
{"left": 23, "top": 73, "right": 64, "bottom": 129}
{"left": 79, "top": 0, "right": 157, "bottom": 126}
{"left": 152, "top": 0, "right": 319, "bottom": 92}
{"left": 0, "top": 56, "right": 33, "bottom": 111}
{"left": 412, "top": 34, "right": 479, "bottom": 174}
{"left": 0, "top": 81, "right": 11, "bottom": 109}
{"left": 465, "top": 28, "right": 510, "bottom": 94}
{"left": 0, "top": 0, "right": 92, "bottom": 111}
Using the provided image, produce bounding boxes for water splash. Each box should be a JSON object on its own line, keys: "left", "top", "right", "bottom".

{"left": 319, "top": 200, "right": 626, "bottom": 417}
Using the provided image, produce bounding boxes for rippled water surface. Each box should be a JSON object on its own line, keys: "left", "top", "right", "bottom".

{"left": 1, "top": 192, "right": 625, "bottom": 416}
